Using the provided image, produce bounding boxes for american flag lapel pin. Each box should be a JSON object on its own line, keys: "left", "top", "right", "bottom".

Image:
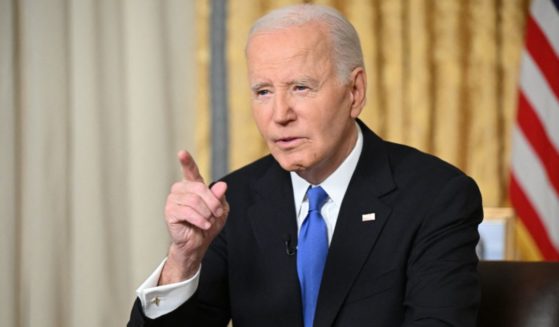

{"left": 362, "top": 213, "right": 376, "bottom": 222}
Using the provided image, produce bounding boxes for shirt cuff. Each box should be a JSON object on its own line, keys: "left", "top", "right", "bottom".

{"left": 136, "top": 258, "right": 200, "bottom": 319}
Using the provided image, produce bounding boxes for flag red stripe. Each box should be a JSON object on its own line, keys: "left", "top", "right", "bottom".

{"left": 517, "top": 91, "right": 559, "bottom": 195}
{"left": 510, "top": 174, "right": 559, "bottom": 260}
{"left": 525, "top": 15, "right": 559, "bottom": 99}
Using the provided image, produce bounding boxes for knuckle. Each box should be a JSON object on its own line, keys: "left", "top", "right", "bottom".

{"left": 170, "top": 181, "right": 184, "bottom": 193}
{"left": 181, "top": 206, "right": 195, "bottom": 219}
{"left": 186, "top": 193, "right": 200, "bottom": 207}
{"left": 206, "top": 198, "right": 221, "bottom": 213}
{"left": 164, "top": 214, "right": 175, "bottom": 224}
{"left": 164, "top": 202, "right": 176, "bottom": 217}
{"left": 185, "top": 194, "right": 209, "bottom": 216}
{"left": 189, "top": 182, "right": 207, "bottom": 194}
{"left": 166, "top": 193, "right": 175, "bottom": 205}
{"left": 182, "top": 208, "right": 206, "bottom": 226}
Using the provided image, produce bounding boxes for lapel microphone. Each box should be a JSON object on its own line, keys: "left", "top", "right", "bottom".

{"left": 282, "top": 234, "right": 296, "bottom": 256}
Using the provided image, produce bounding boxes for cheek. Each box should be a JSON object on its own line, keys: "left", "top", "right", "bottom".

{"left": 251, "top": 107, "right": 268, "bottom": 134}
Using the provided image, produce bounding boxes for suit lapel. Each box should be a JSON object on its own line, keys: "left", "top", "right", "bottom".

{"left": 248, "top": 163, "right": 297, "bottom": 251}
{"left": 247, "top": 161, "right": 303, "bottom": 325}
{"left": 315, "top": 122, "right": 396, "bottom": 326}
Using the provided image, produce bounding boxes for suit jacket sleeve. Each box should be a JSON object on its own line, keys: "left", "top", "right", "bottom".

{"left": 402, "top": 174, "right": 482, "bottom": 326}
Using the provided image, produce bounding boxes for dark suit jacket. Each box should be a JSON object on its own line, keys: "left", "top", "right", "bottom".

{"left": 129, "top": 120, "right": 483, "bottom": 327}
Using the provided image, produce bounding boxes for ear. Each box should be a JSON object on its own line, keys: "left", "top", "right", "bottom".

{"left": 348, "top": 67, "right": 367, "bottom": 118}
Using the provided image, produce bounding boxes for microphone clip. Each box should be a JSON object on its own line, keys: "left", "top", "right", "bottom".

{"left": 283, "top": 234, "right": 296, "bottom": 256}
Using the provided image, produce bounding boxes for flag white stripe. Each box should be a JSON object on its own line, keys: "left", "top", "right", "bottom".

{"left": 512, "top": 127, "right": 559, "bottom": 248}
{"left": 531, "top": 0, "right": 559, "bottom": 56}
{"left": 519, "top": 52, "right": 559, "bottom": 151}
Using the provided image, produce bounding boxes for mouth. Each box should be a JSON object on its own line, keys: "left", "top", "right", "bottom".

{"left": 274, "top": 136, "right": 305, "bottom": 149}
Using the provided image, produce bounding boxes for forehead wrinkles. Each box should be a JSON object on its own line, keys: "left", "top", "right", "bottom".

{"left": 247, "top": 21, "right": 331, "bottom": 55}
{"left": 247, "top": 24, "right": 334, "bottom": 81}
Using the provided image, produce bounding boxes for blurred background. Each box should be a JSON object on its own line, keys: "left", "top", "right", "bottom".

{"left": 2, "top": 0, "right": 557, "bottom": 326}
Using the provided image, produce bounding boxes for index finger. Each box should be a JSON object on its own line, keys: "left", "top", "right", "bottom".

{"left": 177, "top": 150, "right": 204, "bottom": 183}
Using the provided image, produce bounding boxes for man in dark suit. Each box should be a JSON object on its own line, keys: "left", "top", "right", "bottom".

{"left": 129, "top": 3, "right": 482, "bottom": 327}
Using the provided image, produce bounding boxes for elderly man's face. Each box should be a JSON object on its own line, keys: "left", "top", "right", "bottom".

{"left": 247, "top": 22, "right": 364, "bottom": 183}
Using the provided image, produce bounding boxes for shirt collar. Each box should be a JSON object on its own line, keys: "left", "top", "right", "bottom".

{"left": 291, "top": 122, "right": 364, "bottom": 208}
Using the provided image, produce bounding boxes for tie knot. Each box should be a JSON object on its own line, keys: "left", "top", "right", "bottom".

{"left": 307, "top": 186, "right": 328, "bottom": 212}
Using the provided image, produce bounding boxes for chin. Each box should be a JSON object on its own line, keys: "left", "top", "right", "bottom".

{"left": 277, "top": 160, "right": 303, "bottom": 173}
{"left": 273, "top": 153, "right": 307, "bottom": 173}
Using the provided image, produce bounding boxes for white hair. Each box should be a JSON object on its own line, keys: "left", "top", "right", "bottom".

{"left": 247, "top": 4, "right": 365, "bottom": 83}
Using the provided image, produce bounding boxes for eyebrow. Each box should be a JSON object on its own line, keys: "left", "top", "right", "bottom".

{"left": 250, "top": 82, "right": 272, "bottom": 92}
{"left": 289, "top": 77, "right": 319, "bottom": 88}
{"left": 251, "top": 77, "right": 320, "bottom": 92}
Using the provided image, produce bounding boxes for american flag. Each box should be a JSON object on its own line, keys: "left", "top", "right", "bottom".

{"left": 509, "top": 0, "right": 559, "bottom": 260}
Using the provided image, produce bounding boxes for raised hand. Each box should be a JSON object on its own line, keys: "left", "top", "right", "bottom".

{"left": 159, "top": 151, "right": 229, "bottom": 285}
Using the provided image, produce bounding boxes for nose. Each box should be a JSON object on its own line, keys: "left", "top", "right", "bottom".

{"left": 272, "top": 91, "right": 295, "bottom": 125}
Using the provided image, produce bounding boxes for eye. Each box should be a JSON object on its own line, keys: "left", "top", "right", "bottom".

{"left": 255, "top": 89, "right": 271, "bottom": 97}
{"left": 293, "top": 85, "right": 309, "bottom": 92}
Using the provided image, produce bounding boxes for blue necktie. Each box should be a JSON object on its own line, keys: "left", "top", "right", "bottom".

{"left": 297, "top": 186, "right": 329, "bottom": 327}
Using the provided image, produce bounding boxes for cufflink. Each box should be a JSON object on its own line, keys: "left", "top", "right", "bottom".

{"left": 151, "top": 297, "right": 161, "bottom": 306}
{"left": 362, "top": 213, "right": 376, "bottom": 222}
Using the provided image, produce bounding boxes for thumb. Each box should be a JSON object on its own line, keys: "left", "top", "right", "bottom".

{"left": 210, "top": 181, "right": 228, "bottom": 201}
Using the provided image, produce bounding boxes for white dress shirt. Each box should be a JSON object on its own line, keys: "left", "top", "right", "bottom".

{"left": 137, "top": 124, "right": 363, "bottom": 319}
